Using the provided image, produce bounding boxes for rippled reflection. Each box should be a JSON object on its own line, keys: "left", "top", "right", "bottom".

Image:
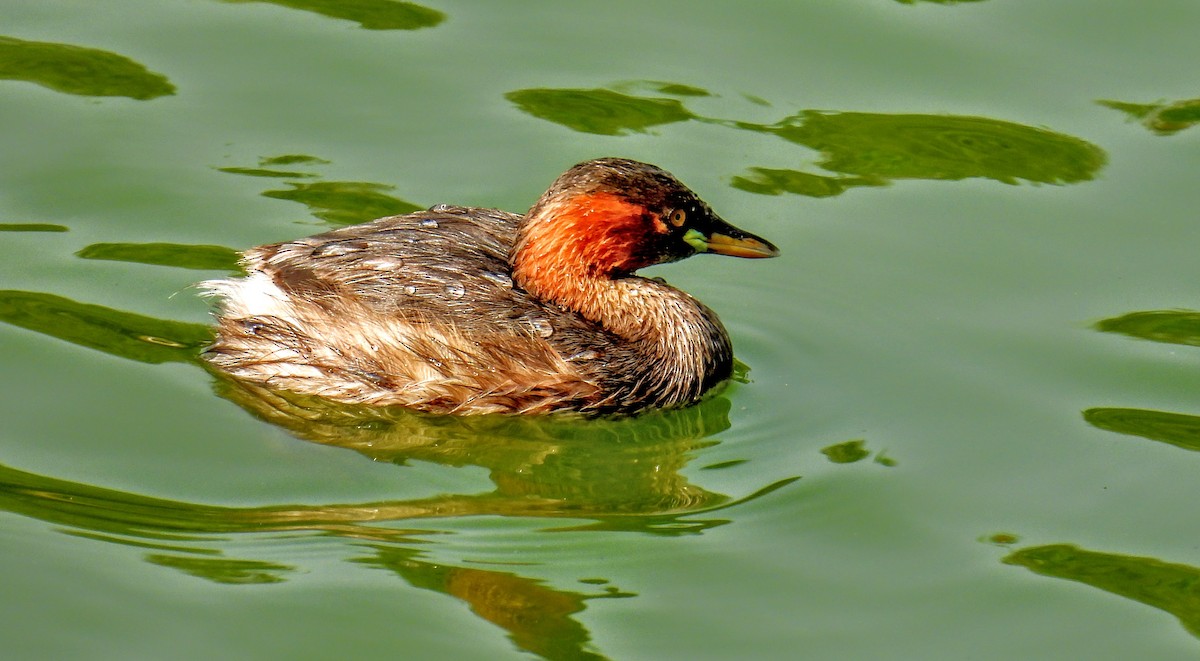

{"left": 2, "top": 441, "right": 626, "bottom": 659}
{"left": 219, "top": 155, "right": 422, "bottom": 225}
{"left": 1005, "top": 543, "right": 1200, "bottom": 639}
{"left": 0, "top": 35, "right": 174, "bottom": 99}
{"left": 505, "top": 82, "right": 1107, "bottom": 196}
{"left": 1099, "top": 97, "right": 1200, "bottom": 136}
{"left": 0, "top": 285, "right": 797, "bottom": 660}
{"left": 214, "top": 375, "right": 794, "bottom": 530}
{"left": 218, "top": 0, "right": 445, "bottom": 30}
{"left": 357, "top": 546, "right": 626, "bottom": 661}
{"left": 0, "top": 391, "right": 775, "bottom": 658}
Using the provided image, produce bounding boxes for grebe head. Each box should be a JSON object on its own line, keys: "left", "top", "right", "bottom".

{"left": 513, "top": 158, "right": 779, "bottom": 285}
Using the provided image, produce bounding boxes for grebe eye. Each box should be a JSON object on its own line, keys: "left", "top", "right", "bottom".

{"left": 668, "top": 209, "right": 687, "bottom": 227}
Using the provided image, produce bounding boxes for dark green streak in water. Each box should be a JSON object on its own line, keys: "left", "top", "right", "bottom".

{"left": 261, "top": 154, "right": 332, "bottom": 166}
{"left": 1005, "top": 544, "right": 1200, "bottom": 639}
{"left": 1096, "top": 309, "right": 1200, "bottom": 347}
{"left": 262, "top": 180, "right": 423, "bottom": 225}
{"left": 821, "top": 439, "right": 871, "bottom": 464}
{"left": 0, "top": 290, "right": 211, "bottom": 364}
{"left": 0, "top": 223, "right": 69, "bottom": 232}
{"left": 0, "top": 36, "right": 174, "bottom": 99}
{"left": 217, "top": 155, "right": 423, "bottom": 225}
{"left": 220, "top": 0, "right": 445, "bottom": 30}
{"left": 144, "top": 554, "right": 294, "bottom": 584}
{"left": 730, "top": 168, "right": 883, "bottom": 198}
{"left": 0, "top": 460, "right": 428, "bottom": 542}
{"left": 733, "top": 110, "right": 1106, "bottom": 186}
{"left": 505, "top": 88, "right": 696, "bottom": 136}
{"left": 1083, "top": 408, "right": 1200, "bottom": 452}
{"left": 643, "top": 82, "right": 711, "bottom": 97}
{"left": 215, "top": 166, "right": 319, "bottom": 179}
{"left": 76, "top": 242, "right": 242, "bottom": 271}
{"left": 1099, "top": 97, "right": 1200, "bottom": 136}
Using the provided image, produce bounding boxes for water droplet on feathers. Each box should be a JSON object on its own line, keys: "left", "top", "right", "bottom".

{"left": 361, "top": 256, "right": 404, "bottom": 270}
{"left": 312, "top": 240, "right": 368, "bottom": 257}
{"left": 525, "top": 318, "right": 554, "bottom": 338}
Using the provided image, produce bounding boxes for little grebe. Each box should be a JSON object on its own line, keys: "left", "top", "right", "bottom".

{"left": 202, "top": 157, "right": 778, "bottom": 415}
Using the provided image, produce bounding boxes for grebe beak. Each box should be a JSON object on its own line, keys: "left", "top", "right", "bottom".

{"left": 684, "top": 222, "right": 780, "bottom": 259}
